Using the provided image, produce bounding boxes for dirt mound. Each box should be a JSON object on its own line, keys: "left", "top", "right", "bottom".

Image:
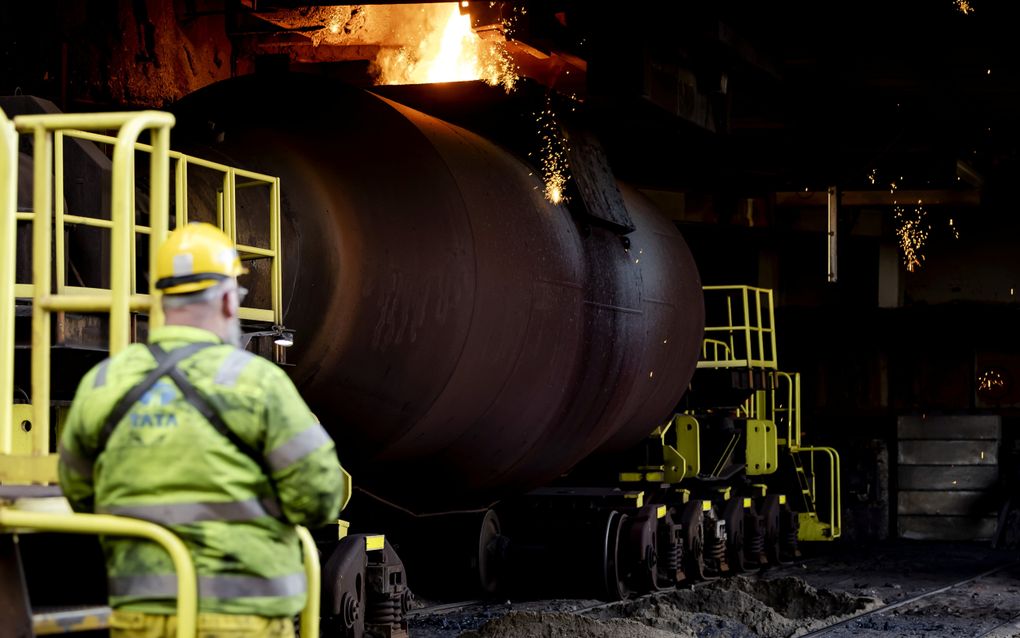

{"left": 716, "top": 576, "right": 873, "bottom": 620}
{"left": 584, "top": 576, "right": 880, "bottom": 638}
{"left": 460, "top": 611, "right": 689, "bottom": 638}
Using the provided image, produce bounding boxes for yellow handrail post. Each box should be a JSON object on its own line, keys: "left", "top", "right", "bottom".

{"left": 30, "top": 125, "right": 53, "bottom": 455}
{"left": 296, "top": 526, "right": 321, "bottom": 638}
{"left": 794, "top": 373, "right": 802, "bottom": 447}
{"left": 226, "top": 169, "right": 237, "bottom": 243}
{"left": 0, "top": 509, "right": 197, "bottom": 638}
{"left": 148, "top": 126, "right": 170, "bottom": 331}
{"left": 741, "top": 289, "right": 752, "bottom": 366}
{"left": 755, "top": 289, "right": 764, "bottom": 365}
{"left": 55, "top": 132, "right": 65, "bottom": 296}
{"left": 174, "top": 157, "right": 188, "bottom": 228}
{"left": 725, "top": 295, "right": 734, "bottom": 355}
{"left": 0, "top": 108, "right": 16, "bottom": 453}
{"left": 271, "top": 177, "right": 282, "bottom": 325}
{"left": 110, "top": 121, "right": 139, "bottom": 353}
{"left": 767, "top": 289, "right": 777, "bottom": 365}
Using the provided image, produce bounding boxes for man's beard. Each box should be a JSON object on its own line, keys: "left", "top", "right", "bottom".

{"left": 225, "top": 318, "right": 242, "bottom": 348}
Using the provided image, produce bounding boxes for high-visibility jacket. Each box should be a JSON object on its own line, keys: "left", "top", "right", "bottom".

{"left": 58, "top": 325, "right": 348, "bottom": 617}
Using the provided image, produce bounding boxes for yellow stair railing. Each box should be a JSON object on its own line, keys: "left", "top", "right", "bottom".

{"left": 773, "top": 371, "right": 841, "bottom": 540}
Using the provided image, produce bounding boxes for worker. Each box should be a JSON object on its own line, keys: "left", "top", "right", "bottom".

{"left": 57, "top": 222, "right": 348, "bottom": 638}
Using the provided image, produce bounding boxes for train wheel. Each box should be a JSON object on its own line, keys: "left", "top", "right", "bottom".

{"left": 478, "top": 509, "right": 506, "bottom": 595}
{"left": 762, "top": 495, "right": 782, "bottom": 566}
{"left": 622, "top": 505, "right": 660, "bottom": 595}
{"left": 722, "top": 498, "right": 746, "bottom": 573}
{"left": 679, "top": 502, "right": 706, "bottom": 581}
{"left": 602, "top": 510, "right": 631, "bottom": 600}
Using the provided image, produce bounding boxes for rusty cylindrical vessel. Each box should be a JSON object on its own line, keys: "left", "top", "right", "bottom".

{"left": 172, "top": 75, "right": 704, "bottom": 511}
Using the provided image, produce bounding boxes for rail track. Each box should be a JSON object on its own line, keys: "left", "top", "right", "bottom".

{"left": 799, "top": 560, "right": 1020, "bottom": 637}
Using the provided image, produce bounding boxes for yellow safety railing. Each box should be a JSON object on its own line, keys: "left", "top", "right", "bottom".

{"left": 700, "top": 338, "right": 733, "bottom": 364}
{"left": 1, "top": 110, "right": 285, "bottom": 480}
{"left": 0, "top": 110, "right": 172, "bottom": 473}
{"left": 0, "top": 507, "right": 198, "bottom": 638}
{"left": 14, "top": 129, "right": 283, "bottom": 325}
{"left": 698, "top": 285, "right": 778, "bottom": 369}
{"left": 0, "top": 507, "right": 322, "bottom": 636}
{"left": 774, "top": 371, "right": 801, "bottom": 449}
{"left": 1, "top": 107, "right": 320, "bottom": 633}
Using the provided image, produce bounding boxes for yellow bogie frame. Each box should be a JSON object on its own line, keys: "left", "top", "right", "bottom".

{"left": 0, "top": 107, "right": 317, "bottom": 636}
{"left": 629, "top": 285, "right": 841, "bottom": 541}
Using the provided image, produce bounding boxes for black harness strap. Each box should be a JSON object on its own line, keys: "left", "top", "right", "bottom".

{"left": 155, "top": 345, "right": 272, "bottom": 477}
{"left": 96, "top": 342, "right": 214, "bottom": 453}
{"left": 96, "top": 343, "right": 271, "bottom": 478}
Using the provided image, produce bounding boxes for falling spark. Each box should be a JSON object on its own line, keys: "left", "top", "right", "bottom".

{"left": 955, "top": 0, "right": 974, "bottom": 14}
{"left": 535, "top": 98, "right": 571, "bottom": 204}
{"left": 867, "top": 169, "right": 877, "bottom": 185}
{"left": 949, "top": 217, "right": 960, "bottom": 239}
{"left": 373, "top": 3, "right": 518, "bottom": 91}
{"left": 895, "top": 204, "right": 930, "bottom": 272}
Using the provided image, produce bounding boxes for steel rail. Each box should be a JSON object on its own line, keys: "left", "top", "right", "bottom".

{"left": 797, "top": 561, "right": 1019, "bottom": 637}
{"left": 973, "top": 611, "right": 1020, "bottom": 638}
{"left": 406, "top": 600, "right": 485, "bottom": 619}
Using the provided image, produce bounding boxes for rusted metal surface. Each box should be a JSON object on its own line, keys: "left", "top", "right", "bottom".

{"left": 173, "top": 75, "right": 704, "bottom": 510}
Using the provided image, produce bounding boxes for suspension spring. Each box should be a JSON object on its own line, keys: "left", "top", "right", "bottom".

{"left": 367, "top": 596, "right": 403, "bottom": 626}
{"left": 745, "top": 530, "right": 765, "bottom": 555}
{"left": 709, "top": 535, "right": 726, "bottom": 562}
{"left": 659, "top": 537, "right": 680, "bottom": 572}
{"left": 783, "top": 529, "right": 799, "bottom": 553}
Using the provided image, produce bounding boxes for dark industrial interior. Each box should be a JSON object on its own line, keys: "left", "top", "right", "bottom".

{"left": 4, "top": 1, "right": 1020, "bottom": 636}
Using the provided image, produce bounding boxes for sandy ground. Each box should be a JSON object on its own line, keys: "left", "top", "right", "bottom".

{"left": 408, "top": 541, "right": 1020, "bottom": 637}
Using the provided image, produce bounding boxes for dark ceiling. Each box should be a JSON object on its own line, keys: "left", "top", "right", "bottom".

{"left": 2, "top": 0, "right": 1017, "bottom": 204}
{"left": 574, "top": 0, "right": 1020, "bottom": 198}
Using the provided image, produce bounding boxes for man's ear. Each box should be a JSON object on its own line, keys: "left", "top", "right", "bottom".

{"left": 221, "top": 288, "right": 236, "bottom": 319}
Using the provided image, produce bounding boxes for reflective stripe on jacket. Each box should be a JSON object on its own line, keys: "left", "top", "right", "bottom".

{"left": 57, "top": 325, "right": 348, "bottom": 617}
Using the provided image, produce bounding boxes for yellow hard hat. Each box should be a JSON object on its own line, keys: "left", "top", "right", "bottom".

{"left": 155, "top": 222, "right": 248, "bottom": 295}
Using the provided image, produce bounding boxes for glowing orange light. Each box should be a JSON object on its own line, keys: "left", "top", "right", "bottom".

{"left": 373, "top": 2, "right": 517, "bottom": 90}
